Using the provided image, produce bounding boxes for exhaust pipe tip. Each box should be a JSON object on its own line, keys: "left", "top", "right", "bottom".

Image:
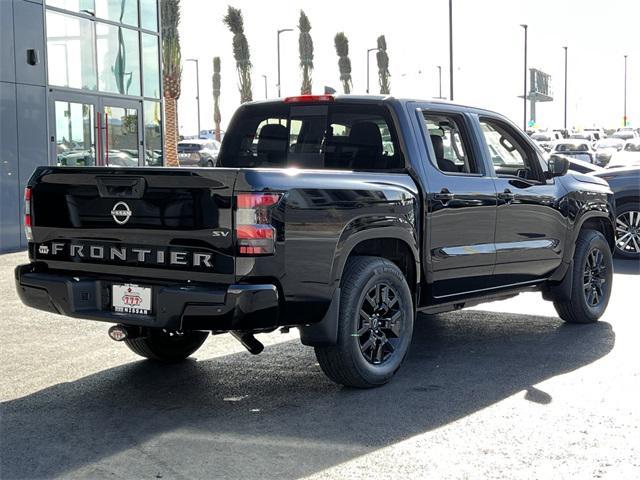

{"left": 108, "top": 325, "right": 129, "bottom": 342}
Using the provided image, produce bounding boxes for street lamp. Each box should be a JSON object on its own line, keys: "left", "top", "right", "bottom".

{"left": 277, "top": 28, "right": 293, "bottom": 97}
{"left": 520, "top": 24, "right": 528, "bottom": 131}
{"left": 563, "top": 46, "right": 568, "bottom": 130}
{"left": 449, "top": 0, "right": 454, "bottom": 101}
{"left": 262, "top": 74, "right": 268, "bottom": 99}
{"left": 624, "top": 55, "right": 628, "bottom": 127}
{"left": 185, "top": 58, "right": 201, "bottom": 137}
{"left": 366, "top": 47, "right": 378, "bottom": 94}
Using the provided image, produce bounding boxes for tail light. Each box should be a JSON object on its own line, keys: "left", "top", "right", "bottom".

{"left": 24, "top": 187, "right": 33, "bottom": 241}
{"left": 235, "top": 192, "right": 282, "bottom": 256}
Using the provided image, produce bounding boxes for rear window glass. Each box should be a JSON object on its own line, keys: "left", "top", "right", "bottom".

{"left": 218, "top": 103, "right": 404, "bottom": 170}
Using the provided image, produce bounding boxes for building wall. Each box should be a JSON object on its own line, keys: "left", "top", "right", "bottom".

{"left": 1, "top": 0, "right": 48, "bottom": 252}
{"left": 1, "top": 0, "right": 162, "bottom": 253}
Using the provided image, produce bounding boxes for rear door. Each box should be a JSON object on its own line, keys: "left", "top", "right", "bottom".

{"left": 29, "top": 167, "right": 238, "bottom": 284}
{"left": 415, "top": 105, "right": 498, "bottom": 299}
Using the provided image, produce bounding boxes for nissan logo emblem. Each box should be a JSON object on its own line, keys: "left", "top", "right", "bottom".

{"left": 111, "top": 201, "right": 132, "bottom": 225}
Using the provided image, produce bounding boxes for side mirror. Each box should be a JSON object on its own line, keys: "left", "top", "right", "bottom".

{"left": 547, "top": 154, "right": 569, "bottom": 177}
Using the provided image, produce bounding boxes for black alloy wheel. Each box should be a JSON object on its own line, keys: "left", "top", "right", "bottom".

{"left": 357, "top": 283, "right": 403, "bottom": 365}
{"left": 583, "top": 247, "right": 608, "bottom": 307}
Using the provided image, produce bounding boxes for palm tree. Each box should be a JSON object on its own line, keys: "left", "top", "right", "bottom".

{"left": 298, "top": 10, "right": 313, "bottom": 95}
{"left": 334, "top": 32, "right": 352, "bottom": 94}
{"left": 161, "top": 0, "right": 182, "bottom": 167}
{"left": 376, "top": 35, "right": 391, "bottom": 94}
{"left": 212, "top": 57, "right": 221, "bottom": 142}
{"left": 223, "top": 6, "right": 252, "bottom": 103}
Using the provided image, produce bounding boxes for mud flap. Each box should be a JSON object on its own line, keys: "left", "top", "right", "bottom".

{"left": 299, "top": 288, "right": 340, "bottom": 347}
{"left": 542, "top": 260, "right": 573, "bottom": 302}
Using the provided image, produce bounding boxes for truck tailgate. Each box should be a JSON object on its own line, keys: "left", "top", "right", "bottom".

{"left": 28, "top": 167, "right": 238, "bottom": 284}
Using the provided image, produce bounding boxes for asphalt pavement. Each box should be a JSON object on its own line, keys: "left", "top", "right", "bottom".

{"left": 1, "top": 251, "right": 638, "bottom": 479}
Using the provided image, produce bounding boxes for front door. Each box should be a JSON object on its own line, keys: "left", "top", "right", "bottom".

{"left": 49, "top": 93, "right": 143, "bottom": 166}
{"left": 418, "top": 107, "right": 498, "bottom": 299}
{"left": 49, "top": 92, "right": 98, "bottom": 167}
{"left": 477, "top": 116, "right": 567, "bottom": 285}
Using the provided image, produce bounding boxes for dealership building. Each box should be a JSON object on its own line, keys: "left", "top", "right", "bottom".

{"left": 1, "top": 0, "right": 163, "bottom": 252}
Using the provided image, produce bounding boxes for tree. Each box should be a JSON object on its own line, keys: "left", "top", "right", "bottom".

{"left": 334, "top": 32, "right": 352, "bottom": 94}
{"left": 223, "top": 6, "right": 252, "bottom": 103}
{"left": 212, "top": 57, "right": 221, "bottom": 142}
{"left": 298, "top": 10, "right": 314, "bottom": 95}
{"left": 376, "top": 35, "right": 391, "bottom": 94}
{"left": 161, "top": 0, "right": 182, "bottom": 167}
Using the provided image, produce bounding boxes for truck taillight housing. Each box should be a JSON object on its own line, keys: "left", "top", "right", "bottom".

{"left": 235, "top": 192, "right": 282, "bottom": 256}
{"left": 24, "top": 187, "right": 33, "bottom": 241}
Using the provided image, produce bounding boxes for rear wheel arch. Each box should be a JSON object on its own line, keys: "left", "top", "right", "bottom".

{"left": 332, "top": 231, "right": 420, "bottom": 293}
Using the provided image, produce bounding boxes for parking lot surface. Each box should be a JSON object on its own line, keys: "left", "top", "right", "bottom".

{"left": 1, "top": 251, "right": 639, "bottom": 479}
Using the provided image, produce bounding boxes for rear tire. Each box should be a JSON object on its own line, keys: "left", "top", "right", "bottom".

{"left": 553, "top": 229, "right": 613, "bottom": 324}
{"left": 315, "top": 256, "right": 414, "bottom": 388}
{"left": 124, "top": 329, "right": 208, "bottom": 362}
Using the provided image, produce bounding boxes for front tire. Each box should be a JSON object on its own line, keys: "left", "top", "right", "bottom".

{"left": 124, "top": 329, "right": 208, "bottom": 363}
{"left": 315, "top": 256, "right": 414, "bottom": 388}
{"left": 553, "top": 229, "right": 613, "bottom": 324}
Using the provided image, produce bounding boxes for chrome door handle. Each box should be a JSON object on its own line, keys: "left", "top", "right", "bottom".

{"left": 498, "top": 189, "right": 515, "bottom": 203}
{"left": 433, "top": 189, "right": 454, "bottom": 204}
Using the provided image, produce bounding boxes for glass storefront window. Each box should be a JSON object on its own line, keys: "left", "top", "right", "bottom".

{"left": 46, "top": 0, "right": 95, "bottom": 15}
{"left": 96, "top": 23, "right": 141, "bottom": 96}
{"left": 46, "top": 11, "right": 97, "bottom": 90}
{"left": 95, "top": 0, "right": 138, "bottom": 27}
{"left": 144, "top": 101, "right": 163, "bottom": 166}
{"left": 140, "top": 0, "right": 158, "bottom": 31}
{"left": 142, "top": 34, "right": 160, "bottom": 98}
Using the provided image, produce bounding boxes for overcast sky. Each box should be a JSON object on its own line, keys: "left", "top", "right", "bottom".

{"left": 177, "top": 0, "right": 638, "bottom": 136}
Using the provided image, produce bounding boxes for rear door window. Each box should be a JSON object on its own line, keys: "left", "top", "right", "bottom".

{"left": 218, "top": 103, "right": 404, "bottom": 170}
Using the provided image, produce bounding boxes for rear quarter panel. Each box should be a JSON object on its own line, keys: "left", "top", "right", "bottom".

{"left": 233, "top": 169, "right": 419, "bottom": 324}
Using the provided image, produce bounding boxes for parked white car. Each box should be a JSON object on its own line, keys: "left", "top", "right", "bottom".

{"left": 606, "top": 140, "right": 640, "bottom": 169}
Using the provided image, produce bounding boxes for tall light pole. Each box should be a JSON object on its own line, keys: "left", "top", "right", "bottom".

{"left": 186, "top": 58, "right": 200, "bottom": 137}
{"left": 449, "top": 0, "right": 454, "bottom": 100}
{"left": 277, "top": 28, "right": 293, "bottom": 97}
{"left": 262, "top": 74, "right": 268, "bottom": 99}
{"left": 563, "top": 46, "right": 568, "bottom": 131}
{"left": 520, "top": 24, "right": 528, "bottom": 131}
{"left": 437, "top": 65, "right": 443, "bottom": 98}
{"left": 366, "top": 47, "right": 378, "bottom": 94}
{"left": 624, "top": 55, "right": 628, "bottom": 127}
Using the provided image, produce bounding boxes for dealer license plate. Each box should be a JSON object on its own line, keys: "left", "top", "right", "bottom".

{"left": 112, "top": 284, "right": 152, "bottom": 315}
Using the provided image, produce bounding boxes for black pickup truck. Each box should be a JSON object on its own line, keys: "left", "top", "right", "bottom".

{"left": 15, "top": 95, "right": 616, "bottom": 388}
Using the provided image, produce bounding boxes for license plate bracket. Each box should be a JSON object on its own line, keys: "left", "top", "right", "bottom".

{"left": 112, "top": 283, "right": 152, "bottom": 315}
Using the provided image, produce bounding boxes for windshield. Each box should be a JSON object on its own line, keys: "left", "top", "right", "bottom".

{"left": 532, "top": 133, "right": 552, "bottom": 141}
{"left": 562, "top": 152, "right": 593, "bottom": 163}
{"left": 596, "top": 139, "right": 623, "bottom": 149}
{"left": 555, "top": 143, "right": 590, "bottom": 152}
{"left": 624, "top": 143, "right": 640, "bottom": 152}
{"left": 613, "top": 132, "right": 634, "bottom": 140}
{"left": 218, "top": 103, "right": 404, "bottom": 170}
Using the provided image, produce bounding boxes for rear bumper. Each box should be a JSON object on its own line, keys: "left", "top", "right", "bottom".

{"left": 14, "top": 264, "right": 279, "bottom": 331}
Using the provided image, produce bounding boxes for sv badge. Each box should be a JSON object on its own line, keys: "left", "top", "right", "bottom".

{"left": 211, "top": 230, "right": 230, "bottom": 237}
